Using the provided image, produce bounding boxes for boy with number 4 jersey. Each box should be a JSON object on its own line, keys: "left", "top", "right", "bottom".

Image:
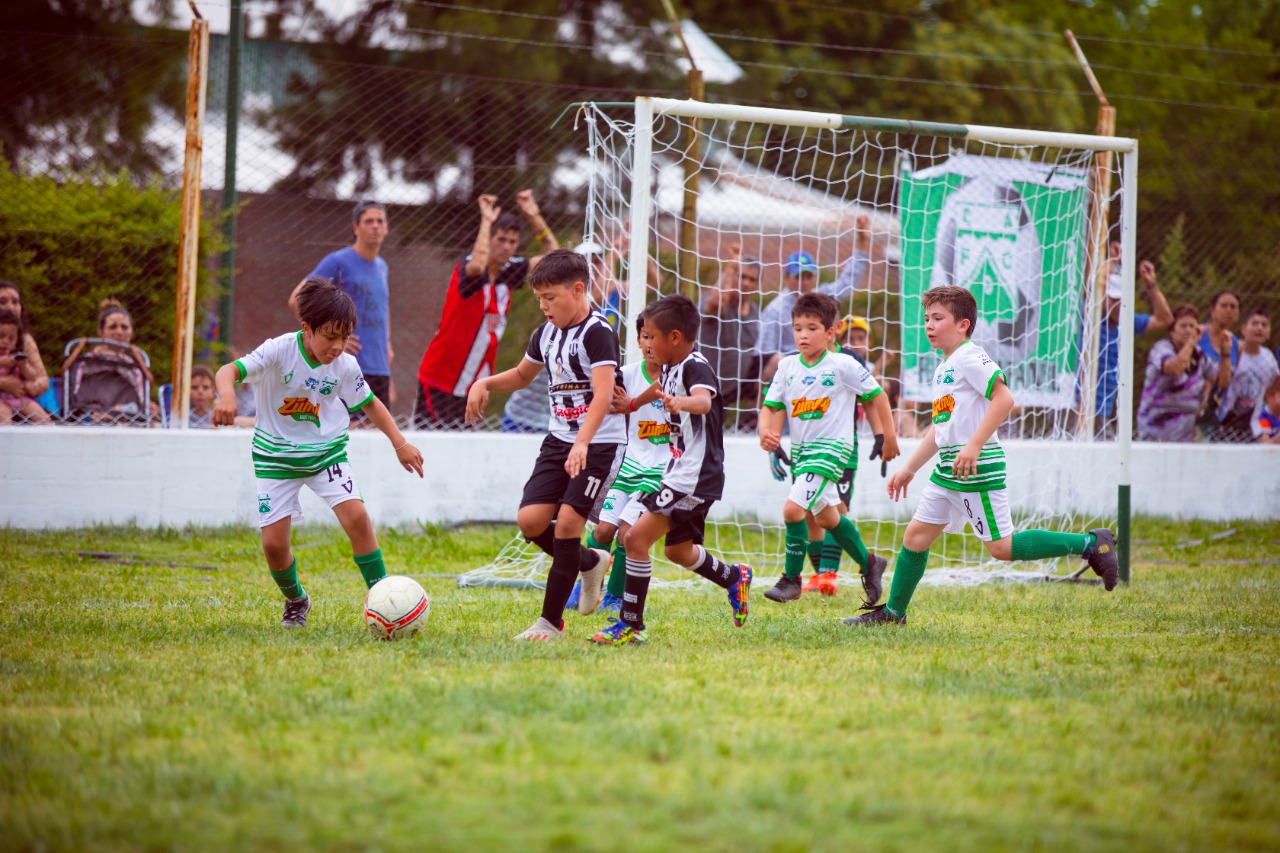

{"left": 213, "top": 279, "right": 424, "bottom": 629}
{"left": 845, "top": 285, "right": 1119, "bottom": 627}
{"left": 758, "top": 293, "right": 900, "bottom": 606}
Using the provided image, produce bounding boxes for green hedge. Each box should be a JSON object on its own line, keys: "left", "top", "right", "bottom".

{"left": 0, "top": 156, "right": 224, "bottom": 385}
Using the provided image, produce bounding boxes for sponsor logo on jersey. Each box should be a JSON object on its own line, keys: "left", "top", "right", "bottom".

{"left": 549, "top": 380, "right": 591, "bottom": 394}
{"left": 278, "top": 396, "right": 321, "bottom": 426}
{"left": 282, "top": 371, "right": 294, "bottom": 385}
{"left": 636, "top": 420, "right": 671, "bottom": 444}
{"left": 791, "top": 397, "right": 830, "bottom": 420}
{"left": 932, "top": 394, "right": 955, "bottom": 423}
{"left": 304, "top": 377, "right": 319, "bottom": 390}
{"left": 555, "top": 403, "right": 591, "bottom": 420}
{"left": 801, "top": 375, "right": 816, "bottom": 386}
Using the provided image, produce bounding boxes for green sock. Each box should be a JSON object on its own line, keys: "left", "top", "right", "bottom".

{"left": 806, "top": 540, "right": 823, "bottom": 573}
{"left": 829, "top": 515, "right": 869, "bottom": 572}
{"left": 885, "top": 546, "right": 929, "bottom": 617}
{"left": 586, "top": 530, "right": 609, "bottom": 551}
{"left": 354, "top": 548, "right": 387, "bottom": 588}
{"left": 606, "top": 545, "right": 626, "bottom": 598}
{"left": 1010, "top": 530, "right": 1093, "bottom": 561}
{"left": 270, "top": 557, "right": 305, "bottom": 600}
{"left": 784, "top": 520, "right": 808, "bottom": 578}
{"left": 819, "top": 532, "right": 843, "bottom": 573}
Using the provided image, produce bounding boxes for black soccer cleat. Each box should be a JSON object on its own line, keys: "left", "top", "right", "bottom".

{"left": 841, "top": 603, "right": 906, "bottom": 626}
{"left": 1083, "top": 528, "right": 1119, "bottom": 591}
{"left": 763, "top": 574, "right": 803, "bottom": 603}
{"left": 281, "top": 595, "right": 312, "bottom": 628}
{"left": 861, "top": 553, "right": 887, "bottom": 608}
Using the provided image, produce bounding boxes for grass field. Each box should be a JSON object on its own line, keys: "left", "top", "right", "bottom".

{"left": 3, "top": 518, "right": 1279, "bottom": 851}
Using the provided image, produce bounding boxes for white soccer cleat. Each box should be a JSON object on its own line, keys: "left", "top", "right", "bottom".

{"left": 577, "top": 549, "right": 611, "bottom": 615}
{"left": 513, "top": 616, "right": 564, "bottom": 642}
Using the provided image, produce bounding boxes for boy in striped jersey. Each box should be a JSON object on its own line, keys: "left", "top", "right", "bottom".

{"left": 465, "top": 249, "right": 626, "bottom": 641}
{"left": 591, "top": 294, "right": 752, "bottom": 646}
{"left": 213, "top": 279, "right": 424, "bottom": 628}
{"left": 845, "top": 285, "right": 1119, "bottom": 627}
{"left": 758, "top": 294, "right": 899, "bottom": 605}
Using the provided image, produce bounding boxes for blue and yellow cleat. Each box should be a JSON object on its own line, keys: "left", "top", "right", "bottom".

{"left": 728, "top": 563, "right": 753, "bottom": 627}
{"left": 589, "top": 618, "right": 647, "bottom": 645}
{"left": 598, "top": 593, "right": 623, "bottom": 613}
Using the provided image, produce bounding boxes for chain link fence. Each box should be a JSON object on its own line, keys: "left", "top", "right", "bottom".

{"left": 1, "top": 23, "right": 1275, "bottom": 437}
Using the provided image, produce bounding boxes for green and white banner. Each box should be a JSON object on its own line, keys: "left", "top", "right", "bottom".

{"left": 898, "top": 153, "right": 1089, "bottom": 408}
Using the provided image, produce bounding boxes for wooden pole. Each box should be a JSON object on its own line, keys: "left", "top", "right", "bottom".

{"left": 172, "top": 14, "right": 210, "bottom": 429}
{"left": 679, "top": 68, "right": 703, "bottom": 299}
{"left": 1066, "top": 30, "right": 1115, "bottom": 440}
{"left": 660, "top": 0, "right": 702, "bottom": 298}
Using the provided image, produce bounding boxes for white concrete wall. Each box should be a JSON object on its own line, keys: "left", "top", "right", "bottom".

{"left": 1, "top": 426, "right": 1276, "bottom": 529}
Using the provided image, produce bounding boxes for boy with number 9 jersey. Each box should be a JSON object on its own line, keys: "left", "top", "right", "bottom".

{"left": 213, "top": 279, "right": 424, "bottom": 629}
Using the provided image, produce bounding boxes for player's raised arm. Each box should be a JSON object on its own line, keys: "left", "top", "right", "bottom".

{"left": 465, "top": 194, "right": 499, "bottom": 278}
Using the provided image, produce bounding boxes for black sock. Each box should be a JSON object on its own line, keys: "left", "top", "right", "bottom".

{"left": 525, "top": 521, "right": 557, "bottom": 557}
{"left": 621, "top": 556, "right": 652, "bottom": 628}
{"left": 540, "top": 537, "right": 581, "bottom": 625}
{"left": 578, "top": 543, "right": 596, "bottom": 573}
{"left": 690, "top": 545, "right": 737, "bottom": 589}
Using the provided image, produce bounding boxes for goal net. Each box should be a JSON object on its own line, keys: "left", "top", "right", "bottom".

{"left": 458, "top": 98, "right": 1137, "bottom": 591}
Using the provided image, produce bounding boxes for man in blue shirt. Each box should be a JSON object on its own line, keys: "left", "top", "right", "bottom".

{"left": 1092, "top": 253, "right": 1172, "bottom": 436}
{"left": 291, "top": 201, "right": 393, "bottom": 415}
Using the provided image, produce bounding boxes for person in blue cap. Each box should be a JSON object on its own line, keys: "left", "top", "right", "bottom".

{"left": 757, "top": 213, "right": 872, "bottom": 387}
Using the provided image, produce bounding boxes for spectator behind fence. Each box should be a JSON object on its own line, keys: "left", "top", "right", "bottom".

{"left": 291, "top": 200, "right": 394, "bottom": 417}
{"left": 1253, "top": 376, "right": 1280, "bottom": 444}
{"left": 700, "top": 243, "right": 762, "bottom": 431}
{"left": 416, "top": 191, "right": 558, "bottom": 429}
{"left": 1197, "top": 289, "right": 1241, "bottom": 438}
{"left": 0, "top": 309, "right": 52, "bottom": 424}
{"left": 1217, "top": 308, "right": 1279, "bottom": 442}
{"left": 1136, "top": 304, "right": 1230, "bottom": 442}
{"left": 1094, "top": 249, "right": 1173, "bottom": 435}
{"left": 758, "top": 213, "right": 872, "bottom": 385}
{"left": 188, "top": 365, "right": 217, "bottom": 429}
{"left": 0, "top": 281, "right": 51, "bottom": 409}
{"left": 63, "top": 300, "right": 157, "bottom": 423}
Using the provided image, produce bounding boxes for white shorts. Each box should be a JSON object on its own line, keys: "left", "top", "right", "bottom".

{"left": 787, "top": 471, "right": 842, "bottom": 513}
{"left": 597, "top": 487, "right": 648, "bottom": 528}
{"left": 255, "top": 461, "right": 363, "bottom": 528}
{"left": 912, "top": 480, "right": 1011, "bottom": 542}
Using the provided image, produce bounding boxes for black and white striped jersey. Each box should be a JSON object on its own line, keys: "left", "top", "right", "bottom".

{"left": 660, "top": 350, "right": 725, "bottom": 500}
{"left": 524, "top": 313, "right": 626, "bottom": 445}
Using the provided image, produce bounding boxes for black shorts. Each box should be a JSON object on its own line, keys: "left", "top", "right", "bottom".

{"left": 520, "top": 435, "right": 624, "bottom": 521}
{"left": 836, "top": 466, "right": 855, "bottom": 507}
{"left": 638, "top": 487, "right": 713, "bottom": 547}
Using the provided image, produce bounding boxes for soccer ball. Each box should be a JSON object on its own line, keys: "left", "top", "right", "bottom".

{"left": 363, "top": 575, "right": 430, "bottom": 640}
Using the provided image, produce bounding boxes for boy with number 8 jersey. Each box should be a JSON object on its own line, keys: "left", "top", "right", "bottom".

{"left": 213, "top": 278, "right": 424, "bottom": 629}
{"left": 844, "top": 285, "right": 1119, "bottom": 627}
{"left": 465, "top": 249, "right": 625, "bottom": 641}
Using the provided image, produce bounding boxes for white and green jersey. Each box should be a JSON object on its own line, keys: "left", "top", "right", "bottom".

{"left": 613, "top": 361, "right": 669, "bottom": 494}
{"left": 234, "top": 331, "right": 374, "bottom": 479}
{"left": 763, "top": 350, "right": 882, "bottom": 482}
{"left": 928, "top": 340, "right": 1006, "bottom": 492}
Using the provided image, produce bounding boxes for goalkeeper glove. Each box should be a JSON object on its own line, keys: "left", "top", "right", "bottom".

{"left": 768, "top": 446, "right": 791, "bottom": 482}
{"left": 869, "top": 433, "right": 887, "bottom": 477}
